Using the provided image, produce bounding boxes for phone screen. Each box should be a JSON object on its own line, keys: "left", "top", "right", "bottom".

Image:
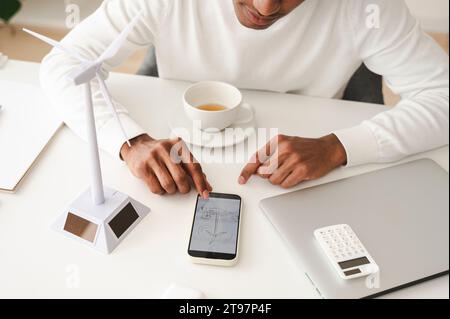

{"left": 188, "top": 193, "right": 241, "bottom": 260}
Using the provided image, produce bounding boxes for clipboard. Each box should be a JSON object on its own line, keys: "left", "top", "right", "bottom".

{"left": 0, "top": 80, "right": 62, "bottom": 192}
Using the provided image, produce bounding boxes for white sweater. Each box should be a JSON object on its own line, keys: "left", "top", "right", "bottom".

{"left": 40, "top": 0, "right": 449, "bottom": 166}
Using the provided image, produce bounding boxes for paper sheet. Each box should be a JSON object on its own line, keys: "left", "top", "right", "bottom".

{"left": 0, "top": 80, "right": 62, "bottom": 192}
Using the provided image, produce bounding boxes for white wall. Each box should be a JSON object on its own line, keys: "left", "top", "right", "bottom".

{"left": 406, "top": 0, "right": 449, "bottom": 32}
{"left": 12, "top": 0, "right": 450, "bottom": 33}
{"left": 12, "top": 0, "right": 102, "bottom": 29}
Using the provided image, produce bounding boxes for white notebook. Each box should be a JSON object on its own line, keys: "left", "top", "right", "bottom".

{"left": 0, "top": 80, "right": 62, "bottom": 192}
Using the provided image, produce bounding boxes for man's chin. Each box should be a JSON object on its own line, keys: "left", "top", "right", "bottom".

{"left": 238, "top": 18, "right": 275, "bottom": 30}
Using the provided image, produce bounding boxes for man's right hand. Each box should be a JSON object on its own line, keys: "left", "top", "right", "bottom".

{"left": 120, "top": 134, "right": 212, "bottom": 198}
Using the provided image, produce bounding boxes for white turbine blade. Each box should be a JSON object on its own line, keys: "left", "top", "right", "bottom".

{"left": 96, "top": 11, "right": 143, "bottom": 63}
{"left": 97, "top": 74, "right": 131, "bottom": 147}
{"left": 23, "top": 28, "right": 86, "bottom": 62}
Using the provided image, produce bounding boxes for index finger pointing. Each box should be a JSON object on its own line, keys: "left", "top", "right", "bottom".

{"left": 239, "top": 137, "right": 278, "bottom": 184}
{"left": 185, "top": 161, "right": 209, "bottom": 198}
{"left": 239, "top": 155, "right": 262, "bottom": 184}
{"left": 176, "top": 139, "right": 210, "bottom": 198}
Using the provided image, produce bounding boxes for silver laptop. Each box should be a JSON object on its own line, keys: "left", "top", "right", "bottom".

{"left": 260, "top": 159, "right": 449, "bottom": 299}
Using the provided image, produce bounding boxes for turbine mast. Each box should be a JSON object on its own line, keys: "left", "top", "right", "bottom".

{"left": 84, "top": 82, "right": 105, "bottom": 205}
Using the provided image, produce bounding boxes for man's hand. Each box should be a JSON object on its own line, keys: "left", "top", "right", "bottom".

{"left": 121, "top": 134, "right": 212, "bottom": 198}
{"left": 239, "top": 134, "right": 347, "bottom": 188}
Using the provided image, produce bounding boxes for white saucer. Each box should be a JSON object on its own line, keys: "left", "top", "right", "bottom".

{"left": 168, "top": 108, "right": 256, "bottom": 148}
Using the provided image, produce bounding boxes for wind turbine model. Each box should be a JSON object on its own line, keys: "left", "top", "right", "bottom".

{"left": 23, "top": 12, "right": 150, "bottom": 254}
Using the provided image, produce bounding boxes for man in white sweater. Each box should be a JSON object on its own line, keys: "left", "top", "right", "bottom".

{"left": 40, "top": 0, "right": 449, "bottom": 198}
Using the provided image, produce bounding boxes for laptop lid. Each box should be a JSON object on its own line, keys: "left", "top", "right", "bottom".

{"left": 259, "top": 159, "right": 449, "bottom": 299}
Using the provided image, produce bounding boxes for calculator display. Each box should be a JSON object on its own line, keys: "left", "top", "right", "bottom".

{"left": 338, "top": 257, "right": 370, "bottom": 270}
{"left": 344, "top": 269, "right": 362, "bottom": 276}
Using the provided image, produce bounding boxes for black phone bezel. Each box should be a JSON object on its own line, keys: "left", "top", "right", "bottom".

{"left": 188, "top": 192, "right": 242, "bottom": 260}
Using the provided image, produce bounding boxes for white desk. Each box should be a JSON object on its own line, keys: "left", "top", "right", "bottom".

{"left": 0, "top": 60, "right": 448, "bottom": 299}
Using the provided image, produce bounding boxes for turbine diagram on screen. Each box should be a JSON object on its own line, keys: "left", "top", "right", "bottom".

{"left": 196, "top": 202, "right": 238, "bottom": 247}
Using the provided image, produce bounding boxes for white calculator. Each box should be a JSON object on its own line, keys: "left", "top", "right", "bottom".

{"left": 314, "top": 224, "right": 379, "bottom": 280}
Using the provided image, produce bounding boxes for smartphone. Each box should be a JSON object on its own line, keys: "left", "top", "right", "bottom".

{"left": 188, "top": 193, "right": 242, "bottom": 266}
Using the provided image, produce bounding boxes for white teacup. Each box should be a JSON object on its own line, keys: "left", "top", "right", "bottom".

{"left": 183, "top": 81, "right": 254, "bottom": 132}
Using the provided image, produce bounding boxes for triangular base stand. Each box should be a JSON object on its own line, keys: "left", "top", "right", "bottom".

{"left": 52, "top": 187, "right": 150, "bottom": 254}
